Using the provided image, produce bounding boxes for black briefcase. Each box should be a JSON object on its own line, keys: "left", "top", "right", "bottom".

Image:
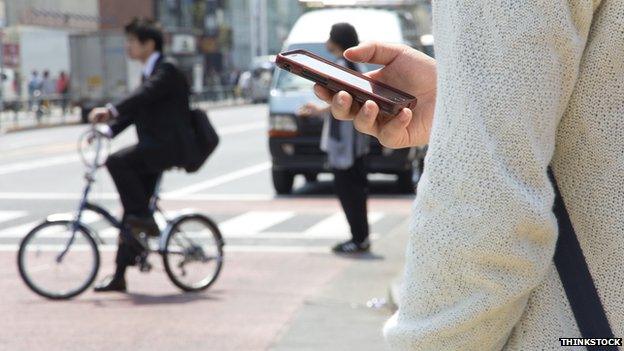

{"left": 185, "top": 108, "right": 219, "bottom": 173}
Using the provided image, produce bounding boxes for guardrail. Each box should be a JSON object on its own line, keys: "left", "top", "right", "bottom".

{"left": 0, "top": 85, "right": 257, "bottom": 133}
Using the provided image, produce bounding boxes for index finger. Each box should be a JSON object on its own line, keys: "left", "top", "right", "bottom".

{"left": 313, "top": 84, "right": 333, "bottom": 102}
{"left": 344, "top": 41, "right": 407, "bottom": 66}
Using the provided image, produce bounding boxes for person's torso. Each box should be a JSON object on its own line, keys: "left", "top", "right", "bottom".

{"left": 134, "top": 58, "right": 191, "bottom": 148}
{"left": 502, "top": 3, "right": 624, "bottom": 349}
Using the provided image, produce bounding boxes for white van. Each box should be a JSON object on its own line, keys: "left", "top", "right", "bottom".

{"left": 268, "top": 8, "right": 425, "bottom": 194}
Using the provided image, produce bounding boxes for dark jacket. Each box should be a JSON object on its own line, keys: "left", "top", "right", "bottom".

{"left": 108, "top": 55, "right": 194, "bottom": 170}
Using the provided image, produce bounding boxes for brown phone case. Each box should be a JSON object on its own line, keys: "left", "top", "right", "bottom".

{"left": 276, "top": 49, "right": 417, "bottom": 116}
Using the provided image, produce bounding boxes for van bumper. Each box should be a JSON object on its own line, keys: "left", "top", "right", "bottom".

{"left": 269, "top": 136, "right": 416, "bottom": 173}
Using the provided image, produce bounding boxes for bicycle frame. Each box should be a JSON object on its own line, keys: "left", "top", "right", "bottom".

{"left": 54, "top": 128, "right": 170, "bottom": 261}
{"left": 54, "top": 126, "right": 206, "bottom": 265}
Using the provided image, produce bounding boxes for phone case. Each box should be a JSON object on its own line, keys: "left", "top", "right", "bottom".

{"left": 276, "top": 49, "right": 417, "bottom": 116}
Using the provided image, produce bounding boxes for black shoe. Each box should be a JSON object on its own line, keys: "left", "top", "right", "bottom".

{"left": 126, "top": 214, "right": 160, "bottom": 237}
{"left": 332, "top": 240, "right": 370, "bottom": 254}
{"left": 93, "top": 275, "right": 127, "bottom": 293}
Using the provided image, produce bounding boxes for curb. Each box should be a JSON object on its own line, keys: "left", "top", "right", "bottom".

{"left": 269, "top": 217, "right": 411, "bottom": 351}
{"left": 386, "top": 272, "right": 403, "bottom": 312}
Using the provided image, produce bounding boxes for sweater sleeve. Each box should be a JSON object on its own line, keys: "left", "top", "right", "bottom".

{"left": 384, "top": 1, "right": 596, "bottom": 350}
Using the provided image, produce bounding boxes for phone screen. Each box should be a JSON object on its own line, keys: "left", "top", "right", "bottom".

{"left": 286, "top": 53, "right": 405, "bottom": 101}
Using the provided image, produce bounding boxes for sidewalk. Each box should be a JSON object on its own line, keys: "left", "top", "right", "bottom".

{"left": 269, "top": 219, "right": 409, "bottom": 351}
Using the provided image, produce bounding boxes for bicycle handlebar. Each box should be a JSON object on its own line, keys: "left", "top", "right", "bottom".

{"left": 78, "top": 124, "right": 111, "bottom": 169}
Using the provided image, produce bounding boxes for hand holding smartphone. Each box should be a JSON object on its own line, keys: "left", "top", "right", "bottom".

{"left": 276, "top": 49, "right": 417, "bottom": 116}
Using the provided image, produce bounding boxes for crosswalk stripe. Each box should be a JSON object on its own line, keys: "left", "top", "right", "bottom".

{"left": 0, "top": 210, "right": 27, "bottom": 224}
{"left": 0, "top": 220, "right": 40, "bottom": 237}
{"left": 0, "top": 244, "right": 332, "bottom": 253}
{"left": 218, "top": 211, "right": 295, "bottom": 236}
{"left": 0, "top": 211, "right": 101, "bottom": 238}
{"left": 303, "top": 212, "right": 385, "bottom": 238}
{"left": 28, "top": 230, "right": 380, "bottom": 241}
{"left": 0, "top": 210, "right": 393, "bottom": 240}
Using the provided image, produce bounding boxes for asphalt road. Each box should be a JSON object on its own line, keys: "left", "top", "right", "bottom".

{"left": 0, "top": 104, "right": 414, "bottom": 351}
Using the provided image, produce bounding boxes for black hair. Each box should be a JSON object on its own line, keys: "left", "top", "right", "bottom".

{"left": 124, "top": 17, "right": 163, "bottom": 52}
{"left": 329, "top": 23, "right": 359, "bottom": 51}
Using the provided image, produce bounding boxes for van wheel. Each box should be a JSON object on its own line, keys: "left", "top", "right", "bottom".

{"left": 273, "top": 170, "right": 294, "bottom": 194}
{"left": 397, "top": 170, "right": 415, "bottom": 194}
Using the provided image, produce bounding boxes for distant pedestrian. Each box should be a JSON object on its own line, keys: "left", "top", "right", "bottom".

{"left": 56, "top": 71, "right": 70, "bottom": 114}
{"left": 27, "top": 70, "right": 41, "bottom": 108}
{"left": 297, "top": 23, "right": 371, "bottom": 254}
{"left": 41, "top": 70, "right": 55, "bottom": 96}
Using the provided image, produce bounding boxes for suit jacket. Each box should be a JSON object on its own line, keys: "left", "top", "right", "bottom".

{"left": 108, "top": 55, "right": 194, "bottom": 170}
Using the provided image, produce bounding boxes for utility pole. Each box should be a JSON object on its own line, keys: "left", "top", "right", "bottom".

{"left": 258, "top": 0, "right": 267, "bottom": 57}
{"left": 249, "top": 0, "right": 268, "bottom": 64}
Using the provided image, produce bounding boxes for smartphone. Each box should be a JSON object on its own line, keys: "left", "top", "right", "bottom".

{"left": 276, "top": 49, "right": 417, "bottom": 116}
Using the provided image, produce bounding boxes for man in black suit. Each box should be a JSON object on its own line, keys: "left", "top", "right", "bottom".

{"left": 89, "top": 18, "right": 194, "bottom": 292}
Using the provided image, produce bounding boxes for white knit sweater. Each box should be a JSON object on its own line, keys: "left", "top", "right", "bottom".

{"left": 384, "top": 0, "right": 623, "bottom": 350}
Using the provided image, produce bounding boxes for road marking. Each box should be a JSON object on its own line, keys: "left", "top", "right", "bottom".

{"left": 0, "top": 192, "right": 278, "bottom": 201}
{"left": 164, "top": 162, "right": 271, "bottom": 197}
{"left": 219, "top": 211, "right": 295, "bottom": 236}
{"left": 0, "top": 141, "right": 76, "bottom": 159}
{"left": 0, "top": 211, "right": 27, "bottom": 224}
{"left": 0, "top": 244, "right": 331, "bottom": 253}
{"left": 218, "top": 121, "right": 266, "bottom": 136}
{"left": 303, "top": 212, "right": 385, "bottom": 238}
{"left": 0, "top": 220, "right": 40, "bottom": 237}
{"left": 0, "top": 192, "right": 103, "bottom": 200}
{"left": 168, "top": 193, "right": 273, "bottom": 201}
{"left": 0, "top": 121, "right": 263, "bottom": 175}
{"left": 0, "top": 153, "right": 81, "bottom": 175}
{"left": 0, "top": 211, "right": 101, "bottom": 238}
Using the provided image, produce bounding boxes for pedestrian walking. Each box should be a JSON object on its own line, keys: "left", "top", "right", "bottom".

{"left": 297, "top": 23, "right": 371, "bottom": 254}
{"left": 315, "top": 1, "right": 623, "bottom": 349}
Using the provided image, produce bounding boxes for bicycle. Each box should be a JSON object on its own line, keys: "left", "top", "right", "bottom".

{"left": 17, "top": 126, "right": 225, "bottom": 299}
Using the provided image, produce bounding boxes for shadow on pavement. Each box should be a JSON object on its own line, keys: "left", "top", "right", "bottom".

{"left": 122, "top": 291, "right": 222, "bottom": 306}
{"left": 333, "top": 252, "right": 385, "bottom": 261}
{"left": 30, "top": 290, "right": 225, "bottom": 307}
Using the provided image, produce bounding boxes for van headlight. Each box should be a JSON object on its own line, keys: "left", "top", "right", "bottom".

{"left": 420, "top": 34, "right": 434, "bottom": 46}
{"left": 269, "top": 114, "right": 298, "bottom": 132}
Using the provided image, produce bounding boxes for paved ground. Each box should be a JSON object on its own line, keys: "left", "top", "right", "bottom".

{"left": 0, "top": 104, "right": 412, "bottom": 350}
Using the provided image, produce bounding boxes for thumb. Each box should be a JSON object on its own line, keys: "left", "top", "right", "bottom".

{"left": 379, "top": 108, "right": 412, "bottom": 148}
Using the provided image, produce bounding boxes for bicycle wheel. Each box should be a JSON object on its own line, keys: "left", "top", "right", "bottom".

{"left": 17, "top": 220, "right": 100, "bottom": 299}
{"left": 163, "top": 214, "right": 224, "bottom": 292}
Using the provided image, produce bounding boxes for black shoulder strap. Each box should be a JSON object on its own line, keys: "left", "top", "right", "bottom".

{"left": 549, "top": 168, "right": 617, "bottom": 349}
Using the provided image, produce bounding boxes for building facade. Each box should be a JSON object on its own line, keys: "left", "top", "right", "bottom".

{"left": 226, "top": 0, "right": 302, "bottom": 71}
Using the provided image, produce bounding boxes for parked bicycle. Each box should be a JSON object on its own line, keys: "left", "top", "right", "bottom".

{"left": 17, "top": 126, "right": 225, "bottom": 299}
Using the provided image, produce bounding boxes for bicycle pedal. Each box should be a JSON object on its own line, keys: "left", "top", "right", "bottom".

{"left": 139, "top": 260, "right": 152, "bottom": 273}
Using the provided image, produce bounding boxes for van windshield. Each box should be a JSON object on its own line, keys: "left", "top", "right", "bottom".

{"left": 275, "top": 43, "right": 377, "bottom": 91}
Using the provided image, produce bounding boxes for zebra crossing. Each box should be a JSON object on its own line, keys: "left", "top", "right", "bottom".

{"left": 0, "top": 209, "right": 407, "bottom": 251}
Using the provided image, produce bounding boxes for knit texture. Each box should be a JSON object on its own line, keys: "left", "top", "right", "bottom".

{"left": 384, "top": 0, "right": 623, "bottom": 350}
